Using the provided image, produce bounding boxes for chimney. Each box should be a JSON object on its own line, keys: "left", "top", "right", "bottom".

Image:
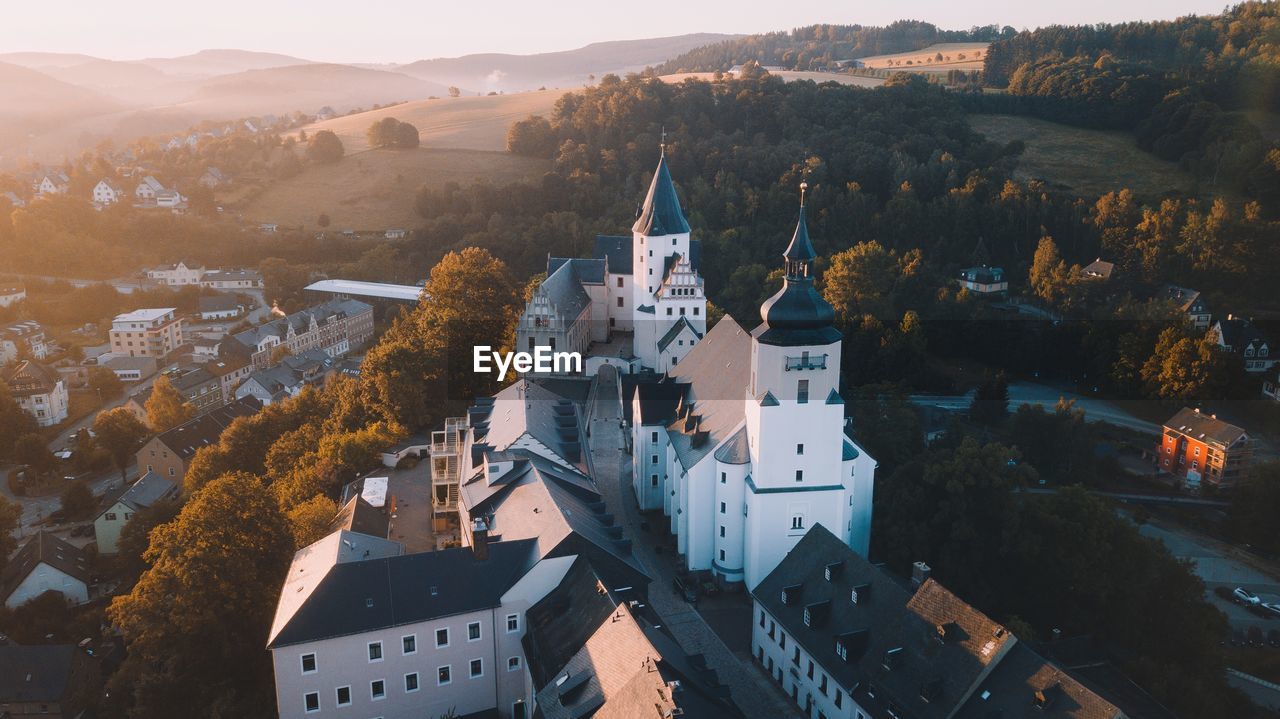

{"left": 912, "top": 561, "right": 932, "bottom": 590}
{"left": 472, "top": 517, "right": 489, "bottom": 561}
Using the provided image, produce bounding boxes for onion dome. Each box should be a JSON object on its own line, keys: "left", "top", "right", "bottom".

{"left": 757, "top": 184, "right": 841, "bottom": 347}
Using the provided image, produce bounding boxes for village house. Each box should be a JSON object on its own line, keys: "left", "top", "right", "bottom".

{"left": 33, "top": 171, "right": 69, "bottom": 196}
{"left": 1, "top": 532, "right": 92, "bottom": 609}
{"left": 1212, "top": 314, "right": 1276, "bottom": 373}
{"left": 957, "top": 265, "right": 1008, "bottom": 296}
{"left": 1081, "top": 258, "right": 1115, "bottom": 281}
{"left": 1, "top": 320, "right": 49, "bottom": 363}
{"left": 197, "top": 294, "right": 244, "bottom": 320}
{"left": 0, "top": 286, "right": 26, "bottom": 309}
{"left": 134, "top": 175, "right": 166, "bottom": 201}
{"left": 2, "top": 360, "right": 69, "bottom": 427}
{"left": 235, "top": 350, "right": 335, "bottom": 406}
{"left": 135, "top": 397, "right": 261, "bottom": 483}
{"left": 226, "top": 299, "right": 374, "bottom": 370}
{"left": 0, "top": 643, "right": 100, "bottom": 719}
{"left": 198, "top": 167, "right": 229, "bottom": 188}
{"left": 93, "top": 471, "right": 179, "bottom": 554}
{"left": 201, "top": 268, "right": 264, "bottom": 289}
{"left": 91, "top": 178, "right": 125, "bottom": 205}
{"left": 169, "top": 365, "right": 226, "bottom": 413}
{"left": 146, "top": 261, "right": 206, "bottom": 286}
{"left": 109, "top": 308, "right": 183, "bottom": 358}
{"left": 1163, "top": 285, "right": 1211, "bottom": 330}
{"left": 1158, "top": 407, "right": 1253, "bottom": 491}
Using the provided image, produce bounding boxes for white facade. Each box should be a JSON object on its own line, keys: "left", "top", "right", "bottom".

{"left": 147, "top": 262, "right": 205, "bottom": 286}
{"left": 14, "top": 378, "right": 68, "bottom": 427}
{"left": 92, "top": 179, "right": 124, "bottom": 205}
{"left": 4, "top": 563, "right": 87, "bottom": 608}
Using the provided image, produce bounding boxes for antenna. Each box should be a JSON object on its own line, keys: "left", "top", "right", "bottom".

{"left": 660, "top": 125, "right": 667, "bottom": 156}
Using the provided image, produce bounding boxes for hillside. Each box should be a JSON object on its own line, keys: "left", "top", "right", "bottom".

{"left": 0, "top": 52, "right": 100, "bottom": 68}
{"left": 136, "top": 49, "right": 315, "bottom": 78}
{"left": 396, "top": 33, "right": 737, "bottom": 92}
{"left": 855, "top": 42, "right": 988, "bottom": 73}
{"left": 0, "top": 62, "right": 120, "bottom": 158}
{"left": 969, "top": 114, "right": 1195, "bottom": 198}
{"left": 177, "top": 64, "right": 451, "bottom": 117}
{"left": 660, "top": 71, "right": 884, "bottom": 88}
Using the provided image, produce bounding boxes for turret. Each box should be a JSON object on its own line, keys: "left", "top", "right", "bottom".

{"left": 757, "top": 183, "right": 840, "bottom": 348}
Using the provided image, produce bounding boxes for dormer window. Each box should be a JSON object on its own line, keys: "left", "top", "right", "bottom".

{"left": 781, "top": 584, "right": 802, "bottom": 605}
{"left": 824, "top": 561, "right": 841, "bottom": 581}
{"left": 882, "top": 647, "right": 902, "bottom": 671}
{"left": 851, "top": 583, "right": 870, "bottom": 604}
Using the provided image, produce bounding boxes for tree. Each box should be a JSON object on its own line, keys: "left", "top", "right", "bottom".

{"left": 1028, "top": 236, "right": 1079, "bottom": 311}
{"left": 114, "top": 497, "right": 180, "bottom": 582}
{"left": 0, "top": 383, "right": 39, "bottom": 460}
{"left": 13, "top": 432, "right": 52, "bottom": 478}
{"left": 0, "top": 494, "right": 20, "bottom": 562}
{"left": 93, "top": 407, "right": 149, "bottom": 481}
{"left": 367, "top": 118, "right": 419, "bottom": 149}
{"left": 305, "top": 130, "right": 344, "bottom": 164}
{"left": 396, "top": 121, "right": 420, "bottom": 149}
{"left": 108, "top": 472, "right": 292, "bottom": 717}
{"left": 88, "top": 366, "right": 124, "bottom": 399}
{"left": 145, "top": 375, "right": 195, "bottom": 432}
{"left": 1228, "top": 462, "right": 1280, "bottom": 555}
{"left": 1140, "top": 326, "right": 1230, "bottom": 400}
{"left": 969, "top": 373, "right": 1010, "bottom": 424}
{"left": 59, "top": 481, "right": 96, "bottom": 520}
{"left": 285, "top": 494, "right": 337, "bottom": 549}
{"left": 447, "top": 86, "right": 461, "bottom": 98}
{"left": 822, "top": 241, "right": 898, "bottom": 324}
{"left": 507, "top": 116, "right": 556, "bottom": 157}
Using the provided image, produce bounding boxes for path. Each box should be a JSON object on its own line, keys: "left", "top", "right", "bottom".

{"left": 909, "top": 380, "right": 1161, "bottom": 435}
{"left": 586, "top": 366, "right": 803, "bottom": 719}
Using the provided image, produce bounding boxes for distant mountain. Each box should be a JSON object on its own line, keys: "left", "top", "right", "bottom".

{"left": 137, "top": 49, "right": 316, "bottom": 78}
{"left": 44, "top": 59, "right": 172, "bottom": 92}
{"left": 181, "top": 63, "right": 452, "bottom": 115}
{"left": 397, "top": 33, "right": 739, "bottom": 92}
{"left": 0, "top": 62, "right": 119, "bottom": 159}
{"left": 0, "top": 52, "right": 101, "bottom": 68}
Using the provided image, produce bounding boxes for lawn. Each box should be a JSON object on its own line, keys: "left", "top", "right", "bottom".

{"left": 855, "top": 43, "right": 988, "bottom": 73}
{"left": 968, "top": 113, "right": 1197, "bottom": 199}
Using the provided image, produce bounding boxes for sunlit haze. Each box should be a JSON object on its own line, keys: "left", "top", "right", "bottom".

{"left": 2, "top": 0, "right": 1235, "bottom": 62}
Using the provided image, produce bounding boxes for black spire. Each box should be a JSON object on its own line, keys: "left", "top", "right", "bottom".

{"left": 757, "top": 182, "right": 839, "bottom": 347}
{"left": 782, "top": 181, "right": 816, "bottom": 276}
{"left": 632, "top": 147, "right": 690, "bottom": 237}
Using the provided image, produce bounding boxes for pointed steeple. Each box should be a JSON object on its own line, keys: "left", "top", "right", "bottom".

{"left": 783, "top": 182, "right": 816, "bottom": 276}
{"left": 758, "top": 181, "right": 839, "bottom": 346}
{"left": 632, "top": 148, "right": 690, "bottom": 236}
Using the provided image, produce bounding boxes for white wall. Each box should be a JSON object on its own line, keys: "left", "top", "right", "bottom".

{"left": 5, "top": 564, "right": 88, "bottom": 608}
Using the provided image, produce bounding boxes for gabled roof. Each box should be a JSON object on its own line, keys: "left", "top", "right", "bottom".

{"left": 326, "top": 496, "right": 390, "bottom": 539}
{"left": 960, "top": 266, "right": 1005, "bottom": 284}
{"left": 111, "top": 470, "right": 178, "bottom": 512}
{"left": 537, "top": 259, "right": 596, "bottom": 322}
{"left": 1162, "top": 285, "right": 1205, "bottom": 314}
{"left": 2, "top": 531, "right": 92, "bottom": 601}
{"left": 198, "top": 295, "right": 241, "bottom": 312}
{"left": 0, "top": 644, "right": 83, "bottom": 704}
{"left": 632, "top": 153, "right": 690, "bottom": 237}
{"left": 1163, "top": 407, "right": 1248, "bottom": 448}
{"left": 1081, "top": 259, "right": 1114, "bottom": 280}
{"left": 268, "top": 534, "right": 535, "bottom": 648}
{"left": 1214, "top": 316, "right": 1270, "bottom": 351}
{"left": 593, "top": 234, "right": 633, "bottom": 274}
{"left": 657, "top": 315, "right": 702, "bottom": 352}
{"left": 660, "top": 317, "right": 752, "bottom": 469}
{"left": 468, "top": 379, "right": 588, "bottom": 474}
{"left": 752, "top": 524, "right": 1013, "bottom": 718}
{"left": 955, "top": 643, "right": 1122, "bottom": 719}
{"left": 151, "top": 396, "right": 261, "bottom": 461}
{"left": 2, "top": 361, "right": 59, "bottom": 397}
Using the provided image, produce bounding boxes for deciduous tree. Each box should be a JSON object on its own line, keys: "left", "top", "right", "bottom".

{"left": 93, "top": 407, "right": 149, "bottom": 481}
{"left": 145, "top": 375, "right": 195, "bottom": 432}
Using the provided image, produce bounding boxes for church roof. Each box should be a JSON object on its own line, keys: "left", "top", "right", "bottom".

{"left": 713, "top": 426, "right": 750, "bottom": 465}
{"left": 663, "top": 317, "right": 752, "bottom": 469}
{"left": 632, "top": 154, "right": 690, "bottom": 237}
{"left": 757, "top": 208, "right": 839, "bottom": 346}
{"left": 657, "top": 316, "right": 702, "bottom": 352}
{"left": 593, "top": 235, "right": 633, "bottom": 274}
{"left": 783, "top": 206, "right": 816, "bottom": 262}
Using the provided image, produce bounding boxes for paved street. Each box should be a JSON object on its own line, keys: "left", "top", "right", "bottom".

{"left": 586, "top": 367, "right": 803, "bottom": 719}
{"left": 909, "top": 380, "right": 1161, "bottom": 435}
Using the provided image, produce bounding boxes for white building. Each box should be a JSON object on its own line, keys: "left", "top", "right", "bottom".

{"left": 109, "top": 307, "right": 183, "bottom": 358}
{"left": 2, "top": 532, "right": 91, "bottom": 609}
{"left": 147, "top": 261, "right": 205, "bottom": 286}
{"left": 0, "top": 320, "right": 47, "bottom": 365}
{"left": 92, "top": 179, "right": 125, "bottom": 205}
{"left": 33, "top": 171, "right": 69, "bottom": 196}
{"left": 629, "top": 193, "right": 875, "bottom": 590}
{"left": 2, "top": 360, "right": 69, "bottom": 427}
{"left": 0, "top": 286, "right": 26, "bottom": 308}
{"left": 93, "top": 471, "right": 179, "bottom": 554}
{"left": 135, "top": 175, "right": 165, "bottom": 201}
{"left": 201, "top": 269, "right": 264, "bottom": 289}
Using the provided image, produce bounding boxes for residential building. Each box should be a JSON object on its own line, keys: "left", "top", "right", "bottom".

{"left": 100, "top": 355, "right": 158, "bottom": 382}
{"left": 1081, "top": 258, "right": 1115, "bottom": 281}
{"left": 0, "top": 285, "right": 27, "bottom": 308}
{"left": 385, "top": 228, "right": 407, "bottom": 239}
{"left": 155, "top": 188, "right": 186, "bottom": 208}
{"left": 135, "top": 397, "right": 261, "bottom": 483}
{"left": 33, "top": 171, "right": 69, "bottom": 196}
{"left": 327, "top": 496, "right": 390, "bottom": 539}
{"left": 146, "top": 261, "right": 205, "bottom": 286}
{"left": 2, "top": 532, "right": 91, "bottom": 609}
{"left": 201, "top": 269, "right": 264, "bottom": 289}
{"left": 1, "top": 190, "right": 25, "bottom": 208}
{"left": 751, "top": 525, "right": 1122, "bottom": 719}
{"left": 134, "top": 175, "right": 165, "bottom": 201}
{"left": 1159, "top": 407, "right": 1253, "bottom": 490}
{"left": 199, "top": 167, "right": 228, "bottom": 187}
{"left": 0, "top": 644, "right": 100, "bottom": 719}
{"left": 1, "top": 320, "right": 49, "bottom": 363}
{"left": 235, "top": 350, "right": 335, "bottom": 406}
{"left": 1263, "top": 366, "right": 1280, "bottom": 403}
{"left": 91, "top": 178, "right": 125, "bottom": 205}
{"left": 93, "top": 471, "right": 179, "bottom": 554}
{"left": 197, "top": 294, "right": 244, "bottom": 320}
{"left": 169, "top": 366, "right": 224, "bottom": 412}
{"left": 109, "top": 308, "right": 183, "bottom": 358}
{"left": 2, "top": 361, "right": 68, "bottom": 427}
{"left": 957, "top": 265, "right": 1008, "bottom": 295}
{"left": 206, "top": 356, "right": 253, "bottom": 404}
{"left": 1212, "top": 314, "right": 1276, "bottom": 373}
{"left": 1162, "top": 285, "right": 1211, "bottom": 330}
{"left": 227, "top": 299, "right": 373, "bottom": 370}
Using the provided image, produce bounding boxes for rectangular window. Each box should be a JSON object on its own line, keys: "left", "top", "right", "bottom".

{"left": 652, "top": 431, "right": 659, "bottom": 442}
{"left": 509, "top": 656, "right": 522, "bottom": 671}
{"left": 405, "top": 673, "right": 420, "bottom": 693}
{"left": 651, "top": 474, "right": 658, "bottom": 486}
{"left": 666, "top": 307, "right": 672, "bottom": 316}
{"left": 617, "top": 297, "right": 624, "bottom": 307}
{"left": 720, "top": 472, "right": 726, "bottom": 484}
{"left": 468, "top": 622, "right": 481, "bottom": 641}
{"left": 371, "top": 679, "right": 385, "bottom": 701}
{"left": 617, "top": 277, "right": 624, "bottom": 288}
{"left": 807, "top": 660, "right": 814, "bottom": 679}
{"left": 105, "top": 512, "right": 117, "bottom": 521}
{"left": 436, "top": 628, "right": 449, "bottom": 647}
{"left": 368, "top": 641, "right": 383, "bottom": 662}
{"left": 301, "top": 653, "right": 317, "bottom": 674}
{"left": 835, "top": 690, "right": 843, "bottom": 708}
{"left": 796, "top": 470, "right": 803, "bottom": 482}
{"left": 438, "top": 665, "right": 452, "bottom": 685}
{"left": 470, "top": 659, "right": 484, "bottom": 678}
{"left": 720, "top": 502, "right": 726, "bottom": 514}
{"left": 402, "top": 635, "right": 416, "bottom": 655}
{"left": 304, "top": 692, "right": 320, "bottom": 713}
{"left": 693, "top": 307, "right": 700, "bottom": 315}
{"left": 507, "top": 614, "right": 520, "bottom": 633}
{"left": 720, "top": 525, "right": 726, "bottom": 537}
{"left": 719, "top": 549, "right": 726, "bottom": 561}
{"left": 797, "top": 444, "right": 804, "bottom": 455}
{"left": 798, "top": 379, "right": 809, "bottom": 404}
{"left": 336, "top": 686, "right": 352, "bottom": 707}
{"left": 651, "top": 455, "right": 658, "bottom": 465}
{"left": 679, "top": 307, "right": 686, "bottom": 316}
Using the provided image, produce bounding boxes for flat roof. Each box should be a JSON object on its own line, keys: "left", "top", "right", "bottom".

{"left": 113, "top": 307, "right": 175, "bottom": 322}
{"left": 305, "top": 279, "right": 422, "bottom": 303}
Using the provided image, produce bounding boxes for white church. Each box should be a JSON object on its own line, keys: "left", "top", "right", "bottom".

{"left": 514, "top": 151, "right": 876, "bottom": 589}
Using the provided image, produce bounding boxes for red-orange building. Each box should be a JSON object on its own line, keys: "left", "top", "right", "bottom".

{"left": 1159, "top": 407, "right": 1252, "bottom": 490}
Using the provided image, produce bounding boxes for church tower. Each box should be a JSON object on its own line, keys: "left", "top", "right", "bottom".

{"left": 630, "top": 144, "right": 705, "bottom": 370}
{"left": 741, "top": 184, "right": 852, "bottom": 588}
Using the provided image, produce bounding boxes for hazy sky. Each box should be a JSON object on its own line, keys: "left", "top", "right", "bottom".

{"left": 1, "top": 0, "right": 1231, "bottom": 64}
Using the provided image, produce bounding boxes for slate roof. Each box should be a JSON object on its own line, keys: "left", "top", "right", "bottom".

{"left": 960, "top": 266, "right": 1005, "bottom": 285}
{"left": 536, "top": 260, "right": 595, "bottom": 324}
{"left": 713, "top": 425, "right": 750, "bottom": 464}
{"left": 547, "top": 256, "right": 606, "bottom": 286}
{"left": 1162, "top": 285, "right": 1206, "bottom": 315}
{"left": 955, "top": 643, "right": 1122, "bottom": 719}
{"left": 468, "top": 379, "right": 588, "bottom": 473}
{"left": 659, "top": 241, "right": 703, "bottom": 278}
{"left": 2, "top": 532, "right": 92, "bottom": 602}
{"left": 1163, "top": 407, "right": 1248, "bottom": 449}
{"left": 0, "top": 644, "right": 82, "bottom": 704}
{"left": 112, "top": 470, "right": 178, "bottom": 512}
{"left": 198, "top": 295, "right": 241, "bottom": 313}
{"left": 1214, "top": 316, "right": 1270, "bottom": 353}
{"left": 268, "top": 534, "right": 534, "bottom": 648}
{"left": 326, "top": 496, "right": 390, "bottom": 539}
{"left": 657, "top": 316, "right": 702, "bottom": 352}
{"left": 593, "top": 234, "right": 633, "bottom": 274}
{"left": 170, "top": 367, "right": 217, "bottom": 392}
{"left": 526, "top": 557, "right": 740, "bottom": 719}
{"left": 2, "top": 361, "right": 59, "bottom": 397}
{"left": 784, "top": 206, "right": 817, "bottom": 262}
{"left": 753, "top": 524, "right": 1013, "bottom": 718}
{"left": 660, "top": 317, "right": 752, "bottom": 469}
{"left": 1081, "top": 259, "right": 1114, "bottom": 280}
{"left": 632, "top": 153, "right": 690, "bottom": 237}
{"left": 152, "top": 396, "right": 261, "bottom": 461}
{"left": 230, "top": 299, "right": 370, "bottom": 351}
{"left": 631, "top": 378, "right": 687, "bottom": 426}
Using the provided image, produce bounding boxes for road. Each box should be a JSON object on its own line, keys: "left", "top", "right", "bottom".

{"left": 910, "top": 380, "right": 1161, "bottom": 435}
{"left": 586, "top": 366, "right": 803, "bottom": 718}
{"left": 0, "top": 462, "right": 130, "bottom": 537}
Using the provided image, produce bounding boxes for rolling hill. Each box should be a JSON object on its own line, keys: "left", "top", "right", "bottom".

{"left": 0, "top": 62, "right": 119, "bottom": 158}
{"left": 136, "top": 49, "right": 315, "bottom": 78}
{"left": 396, "top": 33, "right": 738, "bottom": 92}
{"left": 0, "top": 52, "right": 100, "bottom": 68}
{"left": 183, "top": 63, "right": 449, "bottom": 115}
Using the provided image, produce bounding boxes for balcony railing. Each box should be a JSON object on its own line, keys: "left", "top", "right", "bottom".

{"left": 785, "top": 354, "right": 827, "bottom": 371}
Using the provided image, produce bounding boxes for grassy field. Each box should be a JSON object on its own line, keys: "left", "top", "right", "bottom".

{"left": 660, "top": 71, "right": 883, "bottom": 87}
{"left": 969, "top": 114, "right": 1197, "bottom": 199}
{"left": 237, "top": 147, "right": 549, "bottom": 230}
{"left": 855, "top": 43, "right": 987, "bottom": 74}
